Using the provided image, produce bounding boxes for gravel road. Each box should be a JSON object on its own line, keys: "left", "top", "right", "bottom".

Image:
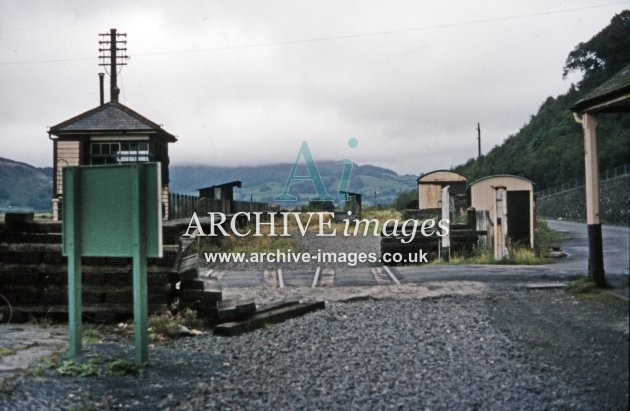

{"left": 2, "top": 286, "right": 627, "bottom": 410}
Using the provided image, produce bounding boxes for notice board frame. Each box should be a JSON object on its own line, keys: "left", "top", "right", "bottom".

{"left": 62, "top": 163, "right": 162, "bottom": 364}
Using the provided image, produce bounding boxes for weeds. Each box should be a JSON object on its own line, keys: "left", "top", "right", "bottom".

{"left": 106, "top": 358, "right": 142, "bottom": 376}
{"left": 503, "top": 246, "right": 550, "bottom": 265}
{"left": 433, "top": 243, "right": 549, "bottom": 265}
{"left": 30, "top": 346, "right": 139, "bottom": 379}
{"left": 37, "top": 317, "right": 53, "bottom": 328}
{"left": 431, "top": 218, "right": 559, "bottom": 265}
{"left": 54, "top": 355, "right": 143, "bottom": 377}
{"left": 536, "top": 219, "right": 565, "bottom": 256}
{"left": 361, "top": 207, "right": 403, "bottom": 224}
{"left": 57, "top": 356, "right": 100, "bottom": 377}
{"left": 82, "top": 328, "right": 103, "bottom": 344}
{"left": 566, "top": 277, "right": 615, "bottom": 302}
{"left": 147, "top": 309, "right": 204, "bottom": 342}
{"left": 0, "top": 346, "right": 22, "bottom": 357}
{"left": 194, "top": 221, "right": 299, "bottom": 255}
{"left": 30, "top": 349, "right": 64, "bottom": 377}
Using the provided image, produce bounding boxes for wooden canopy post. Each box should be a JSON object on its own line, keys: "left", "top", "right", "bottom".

{"left": 574, "top": 112, "right": 606, "bottom": 286}
{"left": 570, "top": 63, "right": 630, "bottom": 287}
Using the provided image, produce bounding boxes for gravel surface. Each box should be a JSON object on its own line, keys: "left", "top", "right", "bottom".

{"left": 221, "top": 281, "right": 487, "bottom": 305}
{"left": 2, "top": 287, "right": 628, "bottom": 410}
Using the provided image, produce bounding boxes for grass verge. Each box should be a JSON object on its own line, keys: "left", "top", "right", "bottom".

{"left": 536, "top": 219, "right": 565, "bottom": 256}
{"left": 433, "top": 244, "right": 550, "bottom": 265}
{"left": 566, "top": 277, "right": 617, "bottom": 302}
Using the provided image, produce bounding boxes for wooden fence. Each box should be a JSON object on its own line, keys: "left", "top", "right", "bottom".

{"left": 168, "top": 193, "right": 269, "bottom": 220}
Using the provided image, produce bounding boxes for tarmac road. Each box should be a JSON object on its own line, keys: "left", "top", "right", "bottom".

{"left": 213, "top": 219, "right": 630, "bottom": 289}
{"left": 546, "top": 219, "right": 629, "bottom": 277}
{"left": 393, "top": 219, "right": 629, "bottom": 287}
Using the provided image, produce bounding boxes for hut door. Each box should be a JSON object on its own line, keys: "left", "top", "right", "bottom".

{"left": 506, "top": 190, "right": 530, "bottom": 246}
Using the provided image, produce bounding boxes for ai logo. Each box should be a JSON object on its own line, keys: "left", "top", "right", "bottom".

{"left": 274, "top": 138, "right": 358, "bottom": 202}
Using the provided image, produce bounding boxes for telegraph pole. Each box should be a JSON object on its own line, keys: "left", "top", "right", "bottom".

{"left": 477, "top": 122, "right": 481, "bottom": 159}
{"left": 99, "top": 28, "right": 128, "bottom": 102}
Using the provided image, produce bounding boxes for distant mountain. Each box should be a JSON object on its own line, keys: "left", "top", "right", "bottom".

{"left": 170, "top": 161, "right": 416, "bottom": 205}
{"left": 0, "top": 157, "right": 416, "bottom": 211}
{"left": 0, "top": 157, "right": 52, "bottom": 211}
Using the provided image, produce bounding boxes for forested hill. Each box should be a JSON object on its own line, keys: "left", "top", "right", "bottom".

{"left": 454, "top": 11, "right": 630, "bottom": 189}
{"left": 0, "top": 157, "right": 52, "bottom": 211}
{"left": 170, "top": 161, "right": 416, "bottom": 205}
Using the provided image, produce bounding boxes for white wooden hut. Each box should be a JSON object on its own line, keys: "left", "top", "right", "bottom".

{"left": 417, "top": 170, "right": 467, "bottom": 210}
{"left": 469, "top": 175, "right": 535, "bottom": 248}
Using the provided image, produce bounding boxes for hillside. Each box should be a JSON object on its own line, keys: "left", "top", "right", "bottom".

{"left": 454, "top": 11, "right": 630, "bottom": 188}
{"left": 0, "top": 157, "right": 52, "bottom": 211}
{"left": 170, "top": 161, "right": 416, "bottom": 205}
{"left": 0, "top": 158, "right": 416, "bottom": 211}
{"left": 454, "top": 91, "right": 630, "bottom": 189}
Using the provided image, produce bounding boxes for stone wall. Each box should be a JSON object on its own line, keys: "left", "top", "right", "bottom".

{"left": 536, "top": 174, "right": 629, "bottom": 224}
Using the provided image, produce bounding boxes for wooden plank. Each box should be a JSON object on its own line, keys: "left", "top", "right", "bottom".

{"left": 525, "top": 282, "right": 568, "bottom": 289}
{"left": 178, "top": 254, "right": 199, "bottom": 280}
{"left": 256, "top": 299, "right": 300, "bottom": 314}
{"left": 213, "top": 301, "right": 325, "bottom": 336}
{"left": 178, "top": 254, "right": 198, "bottom": 273}
{"left": 202, "top": 289, "right": 223, "bottom": 304}
{"left": 199, "top": 298, "right": 256, "bottom": 320}
{"left": 215, "top": 299, "right": 256, "bottom": 320}
{"left": 180, "top": 278, "right": 220, "bottom": 291}
{"left": 311, "top": 267, "right": 321, "bottom": 288}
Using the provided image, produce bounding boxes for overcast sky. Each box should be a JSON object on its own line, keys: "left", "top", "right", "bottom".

{"left": 0, "top": 1, "right": 628, "bottom": 175}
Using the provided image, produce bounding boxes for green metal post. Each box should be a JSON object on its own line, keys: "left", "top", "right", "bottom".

{"left": 131, "top": 165, "right": 149, "bottom": 364}
{"left": 65, "top": 168, "right": 83, "bottom": 357}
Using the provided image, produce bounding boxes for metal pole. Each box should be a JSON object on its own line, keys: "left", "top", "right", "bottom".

{"left": 477, "top": 122, "right": 481, "bottom": 159}
{"left": 110, "top": 28, "right": 118, "bottom": 102}
{"left": 64, "top": 168, "right": 83, "bottom": 357}
{"left": 98, "top": 73, "right": 105, "bottom": 105}
{"left": 131, "top": 166, "right": 148, "bottom": 364}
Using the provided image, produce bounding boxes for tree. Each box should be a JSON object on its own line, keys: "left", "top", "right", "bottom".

{"left": 392, "top": 189, "right": 418, "bottom": 210}
{"left": 563, "top": 11, "right": 630, "bottom": 89}
{"left": 454, "top": 11, "right": 630, "bottom": 190}
{"left": 304, "top": 200, "right": 335, "bottom": 212}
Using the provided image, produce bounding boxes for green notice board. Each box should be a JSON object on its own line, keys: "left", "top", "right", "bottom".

{"left": 62, "top": 163, "right": 162, "bottom": 258}
{"left": 61, "top": 163, "right": 162, "bottom": 363}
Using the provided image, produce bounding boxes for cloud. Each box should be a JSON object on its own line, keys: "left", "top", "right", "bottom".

{"left": 0, "top": 0, "right": 626, "bottom": 175}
